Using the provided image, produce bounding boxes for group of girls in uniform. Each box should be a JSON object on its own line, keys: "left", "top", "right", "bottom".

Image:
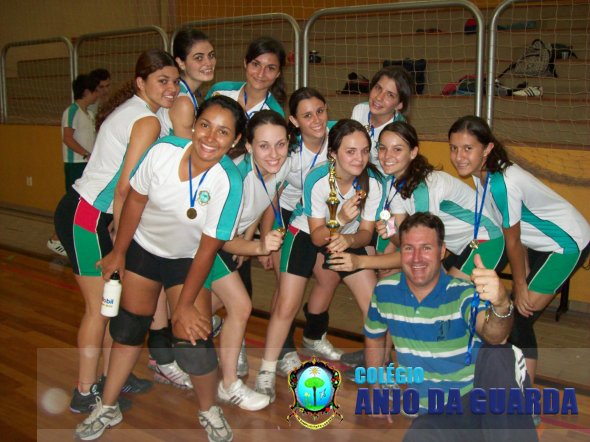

{"left": 53, "top": 25, "right": 589, "bottom": 442}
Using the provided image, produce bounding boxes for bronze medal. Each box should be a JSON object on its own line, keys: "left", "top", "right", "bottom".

{"left": 469, "top": 239, "right": 479, "bottom": 249}
{"left": 276, "top": 227, "right": 286, "bottom": 236}
{"left": 186, "top": 207, "right": 197, "bottom": 219}
{"left": 356, "top": 189, "right": 367, "bottom": 199}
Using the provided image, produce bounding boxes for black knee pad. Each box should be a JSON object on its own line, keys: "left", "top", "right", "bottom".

{"left": 109, "top": 307, "right": 153, "bottom": 346}
{"left": 303, "top": 303, "right": 329, "bottom": 340}
{"left": 147, "top": 326, "right": 174, "bottom": 365}
{"left": 172, "top": 337, "right": 218, "bottom": 376}
{"left": 508, "top": 310, "right": 541, "bottom": 360}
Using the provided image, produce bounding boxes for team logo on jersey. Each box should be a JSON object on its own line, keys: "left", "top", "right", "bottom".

{"left": 286, "top": 358, "right": 343, "bottom": 430}
{"left": 198, "top": 190, "right": 210, "bottom": 205}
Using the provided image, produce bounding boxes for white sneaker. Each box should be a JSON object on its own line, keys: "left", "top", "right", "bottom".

{"left": 236, "top": 340, "right": 249, "bottom": 378}
{"left": 217, "top": 379, "right": 270, "bottom": 411}
{"left": 47, "top": 238, "right": 67, "bottom": 256}
{"left": 277, "top": 351, "right": 301, "bottom": 377}
{"left": 75, "top": 397, "right": 122, "bottom": 440}
{"left": 152, "top": 361, "right": 193, "bottom": 389}
{"left": 254, "top": 370, "right": 276, "bottom": 403}
{"left": 302, "top": 333, "right": 344, "bottom": 361}
{"left": 198, "top": 405, "right": 233, "bottom": 442}
{"left": 513, "top": 85, "right": 543, "bottom": 97}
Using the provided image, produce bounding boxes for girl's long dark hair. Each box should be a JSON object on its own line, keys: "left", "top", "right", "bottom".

{"left": 328, "top": 119, "right": 381, "bottom": 213}
{"left": 287, "top": 86, "right": 327, "bottom": 151}
{"left": 379, "top": 121, "right": 434, "bottom": 199}
{"left": 96, "top": 49, "right": 178, "bottom": 131}
{"left": 245, "top": 36, "right": 287, "bottom": 106}
{"left": 448, "top": 115, "right": 512, "bottom": 173}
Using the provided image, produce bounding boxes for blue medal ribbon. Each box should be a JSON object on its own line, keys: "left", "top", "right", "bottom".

{"left": 384, "top": 177, "right": 406, "bottom": 212}
{"left": 179, "top": 78, "right": 198, "bottom": 115}
{"left": 244, "top": 89, "right": 270, "bottom": 120}
{"left": 188, "top": 154, "right": 210, "bottom": 212}
{"left": 254, "top": 160, "right": 283, "bottom": 230}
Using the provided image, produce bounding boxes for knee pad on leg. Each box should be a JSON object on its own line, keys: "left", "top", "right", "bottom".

{"left": 172, "top": 338, "right": 218, "bottom": 376}
{"left": 303, "top": 303, "right": 329, "bottom": 340}
{"left": 109, "top": 308, "right": 153, "bottom": 346}
{"left": 508, "top": 310, "right": 540, "bottom": 360}
{"left": 148, "top": 326, "right": 174, "bottom": 365}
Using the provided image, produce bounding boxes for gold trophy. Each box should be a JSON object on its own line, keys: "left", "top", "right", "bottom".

{"left": 326, "top": 157, "right": 340, "bottom": 235}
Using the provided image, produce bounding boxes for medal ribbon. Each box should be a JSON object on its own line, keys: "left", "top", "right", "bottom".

{"left": 188, "top": 155, "right": 210, "bottom": 210}
{"left": 384, "top": 178, "right": 406, "bottom": 212}
{"left": 337, "top": 177, "right": 359, "bottom": 200}
{"left": 367, "top": 111, "right": 375, "bottom": 139}
{"left": 244, "top": 89, "right": 270, "bottom": 119}
{"left": 473, "top": 173, "right": 490, "bottom": 242}
{"left": 179, "top": 78, "right": 198, "bottom": 115}
{"left": 298, "top": 135, "right": 325, "bottom": 189}
{"left": 254, "top": 161, "right": 283, "bottom": 229}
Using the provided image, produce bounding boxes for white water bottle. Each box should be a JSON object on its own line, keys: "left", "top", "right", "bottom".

{"left": 101, "top": 271, "right": 121, "bottom": 317}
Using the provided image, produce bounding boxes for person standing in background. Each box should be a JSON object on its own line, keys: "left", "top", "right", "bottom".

{"left": 47, "top": 74, "right": 100, "bottom": 256}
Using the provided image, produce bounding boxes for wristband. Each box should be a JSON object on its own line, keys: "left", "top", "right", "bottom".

{"left": 489, "top": 300, "right": 514, "bottom": 319}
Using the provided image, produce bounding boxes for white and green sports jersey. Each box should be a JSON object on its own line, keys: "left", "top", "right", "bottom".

{"left": 61, "top": 102, "right": 96, "bottom": 163}
{"left": 351, "top": 102, "right": 405, "bottom": 174}
{"left": 73, "top": 95, "right": 156, "bottom": 213}
{"left": 156, "top": 80, "right": 195, "bottom": 138}
{"left": 391, "top": 171, "right": 503, "bottom": 254}
{"left": 205, "top": 81, "right": 284, "bottom": 117}
{"left": 290, "top": 161, "right": 383, "bottom": 235}
{"left": 280, "top": 122, "right": 336, "bottom": 211}
{"left": 488, "top": 164, "right": 590, "bottom": 254}
{"left": 233, "top": 152, "right": 291, "bottom": 235}
{"left": 130, "top": 135, "right": 243, "bottom": 259}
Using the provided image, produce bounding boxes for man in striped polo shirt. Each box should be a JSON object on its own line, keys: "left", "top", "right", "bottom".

{"left": 364, "top": 212, "right": 537, "bottom": 441}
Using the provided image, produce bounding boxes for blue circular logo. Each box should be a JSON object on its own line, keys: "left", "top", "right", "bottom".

{"left": 295, "top": 366, "right": 334, "bottom": 412}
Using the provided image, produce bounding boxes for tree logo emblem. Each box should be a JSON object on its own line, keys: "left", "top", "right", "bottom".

{"left": 286, "top": 357, "right": 343, "bottom": 429}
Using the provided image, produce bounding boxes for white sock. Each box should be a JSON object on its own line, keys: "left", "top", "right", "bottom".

{"left": 260, "top": 359, "right": 277, "bottom": 373}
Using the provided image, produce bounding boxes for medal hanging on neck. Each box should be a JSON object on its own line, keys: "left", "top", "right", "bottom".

{"left": 244, "top": 89, "right": 270, "bottom": 120}
{"left": 465, "top": 172, "right": 491, "bottom": 365}
{"left": 255, "top": 160, "right": 285, "bottom": 235}
{"left": 470, "top": 173, "right": 490, "bottom": 249}
{"left": 187, "top": 154, "right": 210, "bottom": 219}
{"left": 179, "top": 78, "right": 198, "bottom": 115}
{"left": 380, "top": 177, "right": 405, "bottom": 237}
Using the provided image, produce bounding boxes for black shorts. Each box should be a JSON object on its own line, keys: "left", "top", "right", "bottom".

{"left": 125, "top": 240, "right": 193, "bottom": 289}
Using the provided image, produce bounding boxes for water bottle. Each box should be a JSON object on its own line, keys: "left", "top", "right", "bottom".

{"left": 100, "top": 271, "right": 121, "bottom": 317}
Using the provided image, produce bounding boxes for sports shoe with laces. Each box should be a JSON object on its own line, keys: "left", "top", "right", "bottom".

{"left": 513, "top": 85, "right": 543, "bottom": 97}
{"left": 302, "top": 333, "right": 344, "bottom": 361}
{"left": 98, "top": 372, "right": 153, "bottom": 394}
{"left": 254, "top": 370, "right": 276, "bottom": 403}
{"left": 217, "top": 378, "right": 270, "bottom": 411}
{"left": 198, "top": 405, "right": 233, "bottom": 442}
{"left": 150, "top": 360, "right": 193, "bottom": 389}
{"left": 47, "top": 238, "right": 67, "bottom": 256}
{"left": 340, "top": 349, "right": 365, "bottom": 367}
{"left": 236, "top": 340, "right": 249, "bottom": 377}
{"left": 277, "top": 351, "right": 301, "bottom": 377}
{"left": 75, "top": 397, "right": 122, "bottom": 441}
{"left": 70, "top": 383, "right": 101, "bottom": 414}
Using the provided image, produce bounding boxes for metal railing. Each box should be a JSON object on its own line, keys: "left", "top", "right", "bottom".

{"left": 0, "top": 36, "right": 74, "bottom": 123}
{"left": 303, "top": 0, "right": 486, "bottom": 117}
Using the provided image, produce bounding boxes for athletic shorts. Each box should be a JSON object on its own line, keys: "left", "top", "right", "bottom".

{"left": 125, "top": 239, "right": 193, "bottom": 289}
{"left": 443, "top": 236, "right": 507, "bottom": 275}
{"left": 527, "top": 242, "right": 590, "bottom": 295}
{"left": 64, "top": 162, "right": 87, "bottom": 191}
{"left": 54, "top": 189, "right": 113, "bottom": 276}
{"left": 204, "top": 249, "right": 237, "bottom": 290}
{"left": 280, "top": 225, "right": 319, "bottom": 278}
{"left": 321, "top": 246, "right": 368, "bottom": 279}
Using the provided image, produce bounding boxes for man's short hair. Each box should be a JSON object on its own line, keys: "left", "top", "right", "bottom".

{"left": 72, "top": 74, "right": 100, "bottom": 100}
{"left": 89, "top": 68, "right": 110, "bottom": 82}
{"left": 398, "top": 212, "right": 445, "bottom": 247}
